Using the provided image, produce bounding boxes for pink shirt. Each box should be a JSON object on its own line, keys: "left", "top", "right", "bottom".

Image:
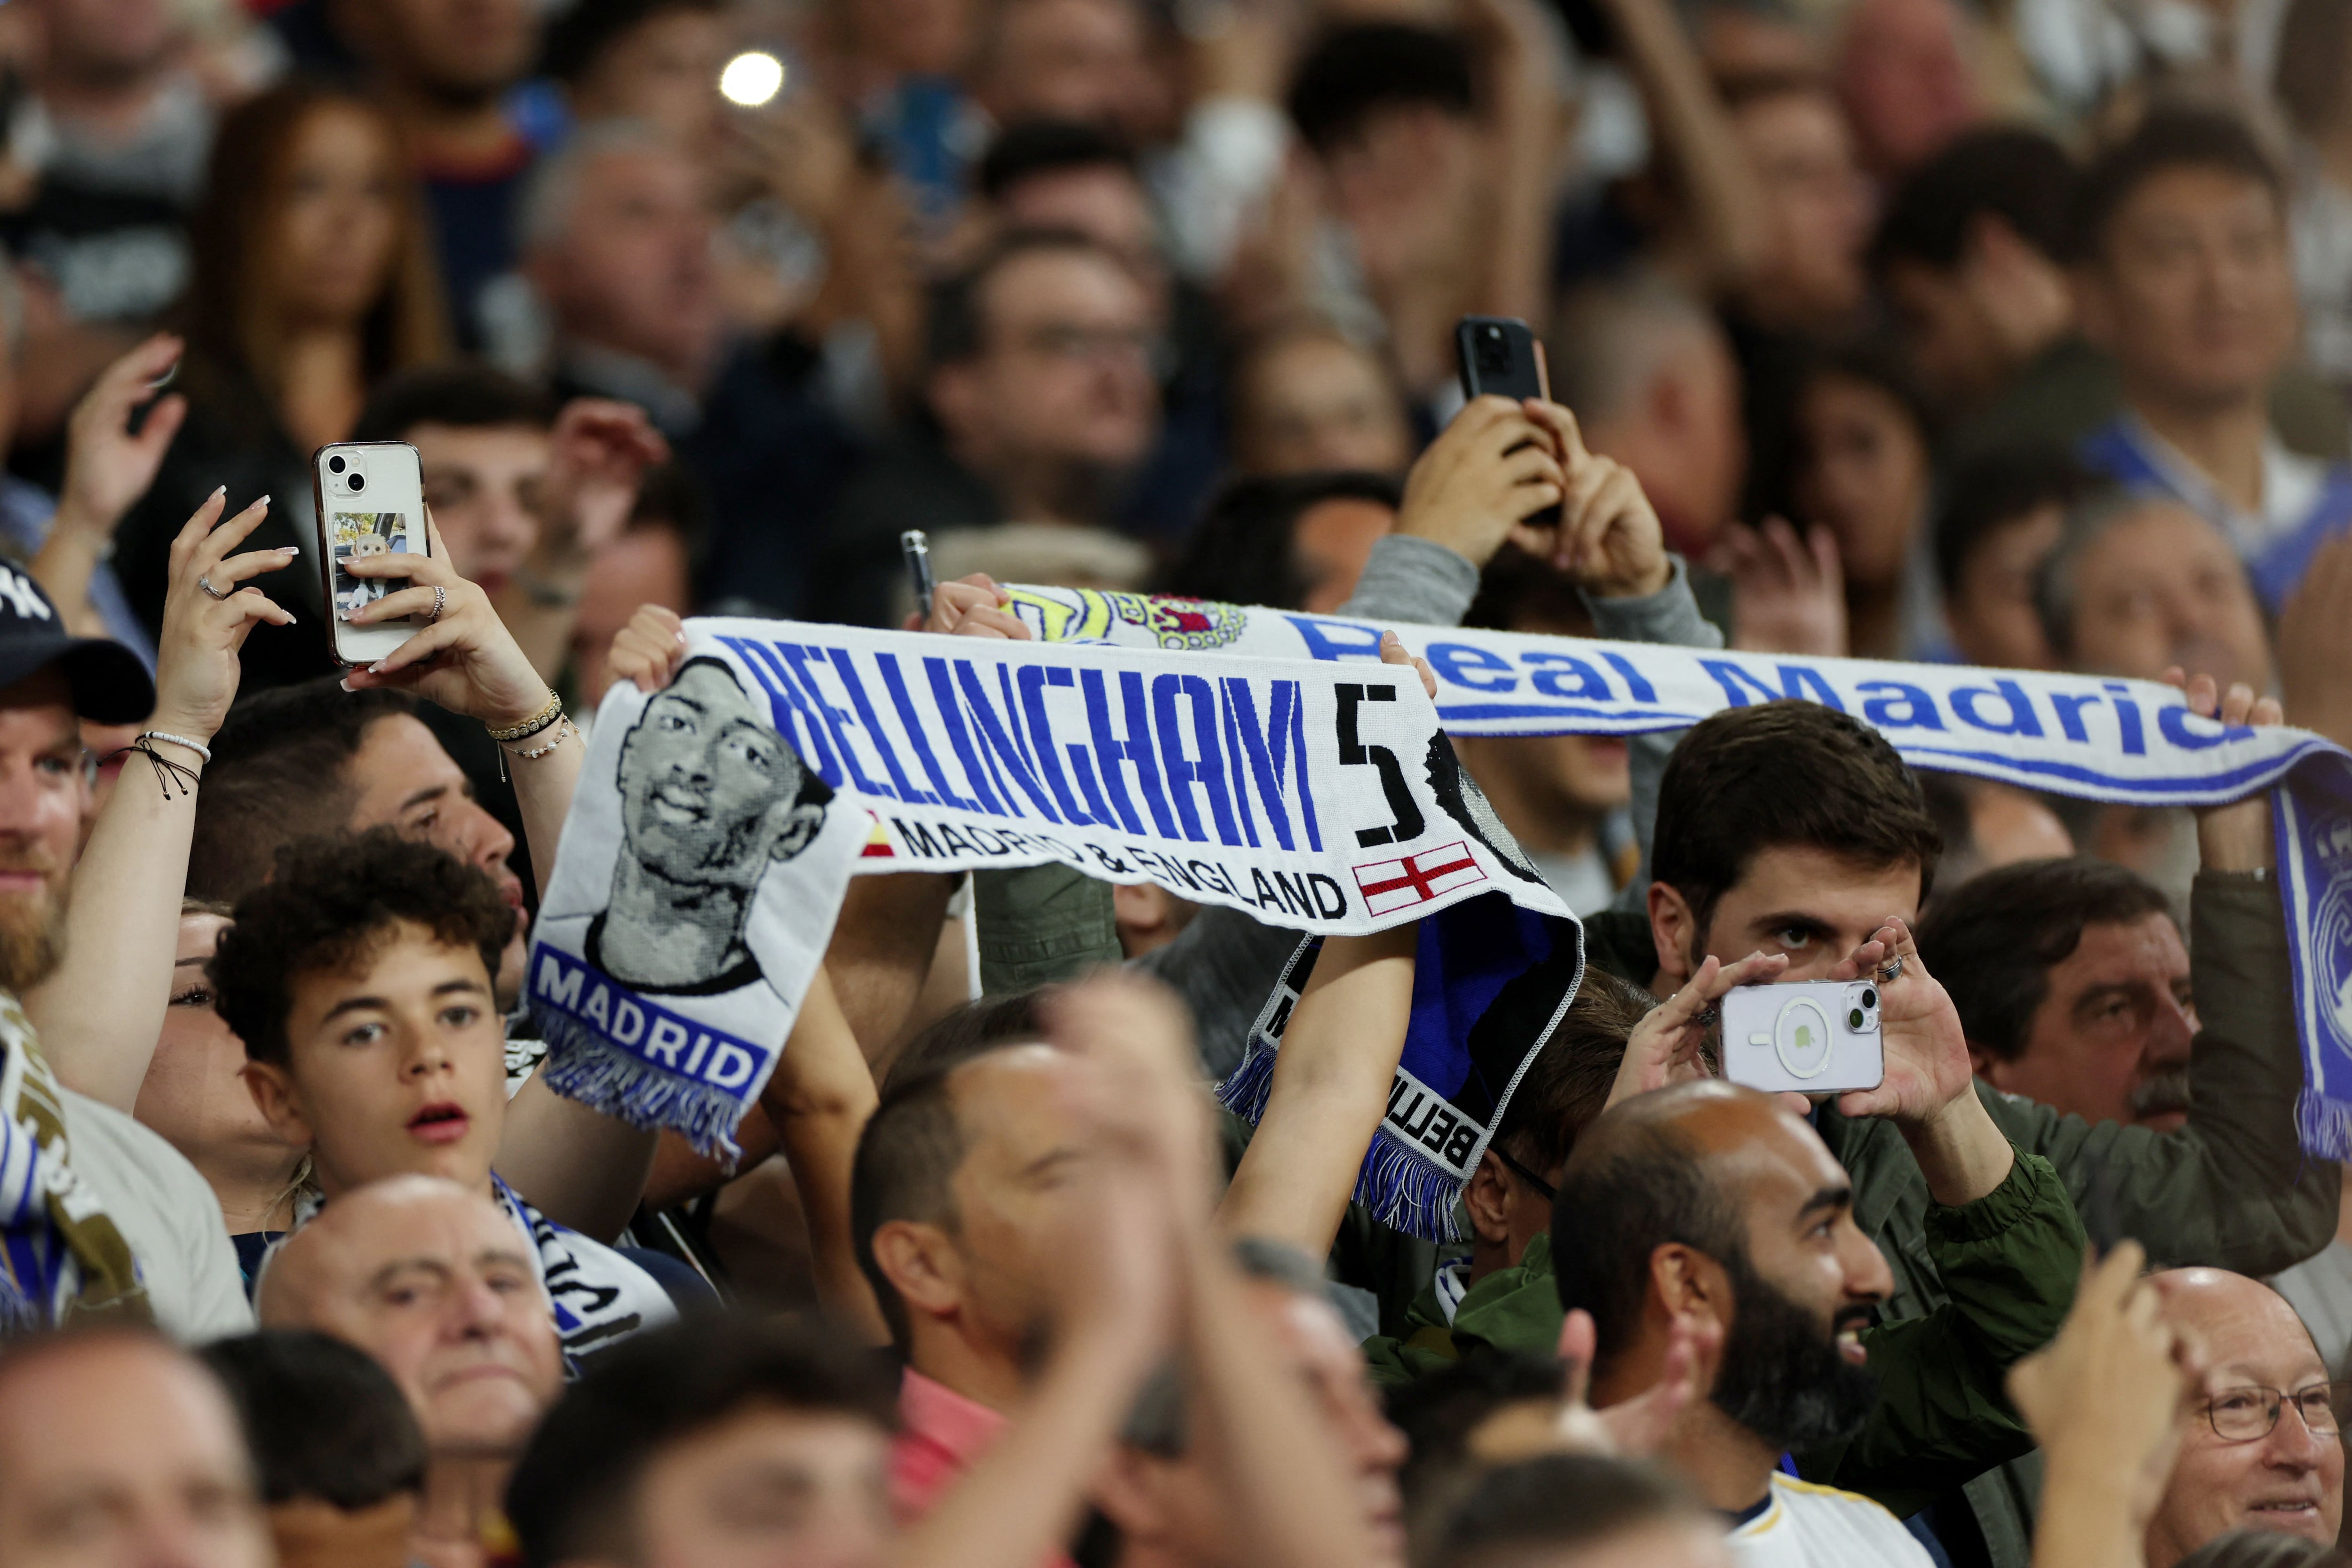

{"left": 888, "top": 1368, "right": 1079, "bottom": 1568}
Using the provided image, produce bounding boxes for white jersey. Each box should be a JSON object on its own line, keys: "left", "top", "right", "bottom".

{"left": 1729, "top": 1474, "right": 1935, "bottom": 1568}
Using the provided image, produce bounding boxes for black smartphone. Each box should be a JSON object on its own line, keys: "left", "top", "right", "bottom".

{"left": 1456, "top": 316, "right": 1550, "bottom": 403}
{"left": 1454, "top": 316, "right": 1560, "bottom": 529}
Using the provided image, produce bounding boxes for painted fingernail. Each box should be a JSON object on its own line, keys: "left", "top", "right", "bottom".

{"left": 255, "top": 494, "right": 270, "bottom": 506}
{"left": 369, "top": 662, "right": 385, "bottom": 674}
{"left": 210, "top": 485, "right": 225, "bottom": 499}
{"left": 338, "top": 677, "right": 354, "bottom": 692}
{"left": 285, "top": 612, "right": 296, "bottom": 624}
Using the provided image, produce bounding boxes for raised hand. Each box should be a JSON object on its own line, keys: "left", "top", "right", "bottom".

{"left": 1378, "top": 629, "right": 1437, "bottom": 698}
{"left": 1714, "top": 516, "right": 1846, "bottom": 656}
{"left": 1604, "top": 949, "right": 1788, "bottom": 1112}
{"left": 1827, "top": 917, "right": 1971, "bottom": 1127}
{"left": 54, "top": 333, "right": 188, "bottom": 544}
{"left": 338, "top": 513, "right": 551, "bottom": 731}
{"left": 2163, "top": 666, "right": 2282, "bottom": 873}
{"left": 150, "top": 490, "right": 298, "bottom": 742}
{"left": 605, "top": 603, "right": 690, "bottom": 695}
{"left": 1521, "top": 400, "right": 1673, "bottom": 598}
{"left": 2009, "top": 1242, "right": 2198, "bottom": 1566}
{"left": 1396, "top": 395, "right": 1568, "bottom": 568}
{"left": 538, "top": 398, "right": 669, "bottom": 558}
{"left": 907, "top": 573, "right": 1033, "bottom": 640}
{"left": 2278, "top": 532, "right": 2352, "bottom": 749}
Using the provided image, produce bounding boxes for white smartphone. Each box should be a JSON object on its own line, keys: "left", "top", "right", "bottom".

{"left": 1720, "top": 979, "right": 1885, "bottom": 1096}
{"left": 312, "top": 441, "right": 429, "bottom": 669}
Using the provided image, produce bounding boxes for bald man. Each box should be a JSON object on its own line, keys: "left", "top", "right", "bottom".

{"left": 260, "top": 1174, "right": 565, "bottom": 1565}
{"left": 0, "top": 1327, "right": 274, "bottom": 1568}
{"left": 2142, "top": 1268, "right": 2344, "bottom": 1567}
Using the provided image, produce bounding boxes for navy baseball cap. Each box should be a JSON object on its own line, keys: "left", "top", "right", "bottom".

{"left": 0, "top": 561, "right": 153, "bottom": 723}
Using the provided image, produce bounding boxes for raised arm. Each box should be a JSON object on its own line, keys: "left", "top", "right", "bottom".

{"left": 1988, "top": 677, "right": 2340, "bottom": 1276}
{"left": 31, "top": 491, "right": 294, "bottom": 1107}
{"left": 28, "top": 333, "right": 188, "bottom": 645}
{"left": 486, "top": 399, "right": 667, "bottom": 683}
{"left": 1215, "top": 925, "right": 1418, "bottom": 1253}
{"left": 758, "top": 964, "right": 886, "bottom": 1340}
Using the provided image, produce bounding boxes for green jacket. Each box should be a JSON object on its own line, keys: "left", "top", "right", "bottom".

{"left": 1363, "top": 1150, "right": 2087, "bottom": 1523}
{"left": 1584, "top": 871, "right": 2336, "bottom": 1564}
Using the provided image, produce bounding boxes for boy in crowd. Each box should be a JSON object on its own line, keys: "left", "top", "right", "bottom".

{"left": 211, "top": 831, "right": 679, "bottom": 1359}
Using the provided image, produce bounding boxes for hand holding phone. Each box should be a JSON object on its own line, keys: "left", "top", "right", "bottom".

{"left": 1720, "top": 979, "right": 1886, "bottom": 1096}
{"left": 314, "top": 442, "right": 429, "bottom": 669}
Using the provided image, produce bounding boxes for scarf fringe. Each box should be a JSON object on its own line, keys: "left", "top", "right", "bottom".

{"left": 1215, "top": 1035, "right": 1278, "bottom": 1125}
{"left": 532, "top": 1007, "right": 746, "bottom": 1164}
{"left": 2297, "top": 1087, "right": 2352, "bottom": 1162}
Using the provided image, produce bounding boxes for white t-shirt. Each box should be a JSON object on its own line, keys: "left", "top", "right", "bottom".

{"left": 57, "top": 1086, "right": 253, "bottom": 1342}
{"left": 1729, "top": 1474, "right": 1935, "bottom": 1568}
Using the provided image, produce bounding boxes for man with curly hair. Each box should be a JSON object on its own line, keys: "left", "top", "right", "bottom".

{"left": 210, "top": 831, "right": 677, "bottom": 1365}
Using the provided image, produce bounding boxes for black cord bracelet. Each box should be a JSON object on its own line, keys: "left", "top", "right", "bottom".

{"left": 104, "top": 739, "right": 202, "bottom": 801}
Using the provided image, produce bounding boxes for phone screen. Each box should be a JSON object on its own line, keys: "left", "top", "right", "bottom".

{"left": 328, "top": 509, "right": 421, "bottom": 621}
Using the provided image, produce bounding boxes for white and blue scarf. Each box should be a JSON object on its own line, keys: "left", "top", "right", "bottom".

{"left": 528, "top": 621, "right": 1571, "bottom": 1164}
{"left": 999, "top": 585, "right": 2352, "bottom": 1173}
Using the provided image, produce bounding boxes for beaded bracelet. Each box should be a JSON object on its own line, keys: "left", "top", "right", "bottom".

{"left": 486, "top": 691, "right": 564, "bottom": 743}
{"left": 503, "top": 715, "right": 577, "bottom": 762}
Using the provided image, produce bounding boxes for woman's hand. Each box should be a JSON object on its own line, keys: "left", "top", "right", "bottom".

{"left": 339, "top": 514, "right": 550, "bottom": 729}
{"left": 606, "top": 603, "right": 690, "bottom": 694}
{"left": 53, "top": 333, "right": 188, "bottom": 545}
{"left": 1522, "top": 401, "right": 1674, "bottom": 598}
{"left": 149, "top": 489, "right": 298, "bottom": 741}
{"left": 1715, "top": 517, "right": 1847, "bottom": 657}
{"left": 1604, "top": 949, "right": 1786, "bottom": 1113}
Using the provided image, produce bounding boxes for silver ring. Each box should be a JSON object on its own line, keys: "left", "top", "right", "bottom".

{"left": 197, "top": 575, "right": 229, "bottom": 601}
{"left": 1875, "top": 955, "right": 1904, "bottom": 985}
{"left": 428, "top": 585, "right": 446, "bottom": 623}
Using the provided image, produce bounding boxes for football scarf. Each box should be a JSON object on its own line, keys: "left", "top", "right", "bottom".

{"left": 528, "top": 622, "right": 1572, "bottom": 1160}
{"left": 0, "top": 995, "right": 152, "bottom": 1329}
{"left": 998, "top": 584, "right": 2352, "bottom": 1172}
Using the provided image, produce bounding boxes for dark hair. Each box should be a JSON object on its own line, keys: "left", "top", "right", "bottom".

{"left": 1870, "top": 127, "right": 2079, "bottom": 273}
{"left": 1932, "top": 445, "right": 2090, "bottom": 598}
{"left": 1550, "top": 1109, "right": 1745, "bottom": 1379}
{"left": 199, "top": 1331, "right": 427, "bottom": 1511}
{"left": 1491, "top": 969, "right": 1657, "bottom": 1175}
{"left": 540, "top": 0, "right": 720, "bottom": 83}
{"left": 926, "top": 228, "right": 1129, "bottom": 370}
{"left": 178, "top": 83, "right": 447, "bottom": 438}
{"left": 352, "top": 362, "right": 556, "bottom": 444}
{"left": 1917, "top": 857, "right": 2174, "bottom": 1062}
{"left": 978, "top": 119, "right": 1137, "bottom": 203}
{"left": 1463, "top": 546, "right": 1597, "bottom": 636}
{"left": 853, "top": 996, "right": 1051, "bottom": 1343}
{"left": 208, "top": 830, "right": 517, "bottom": 1070}
{"left": 1797, "top": 334, "right": 1933, "bottom": 448}
{"left": 2276, "top": 0, "right": 2352, "bottom": 139}
{"left": 506, "top": 1314, "right": 897, "bottom": 1568}
{"left": 1160, "top": 471, "right": 1402, "bottom": 610}
{"left": 1430, "top": 1452, "right": 1706, "bottom": 1568}
{"left": 2074, "top": 106, "right": 2286, "bottom": 263}
{"left": 1287, "top": 24, "right": 1474, "bottom": 155}
{"left": 1385, "top": 1349, "right": 1569, "bottom": 1508}
{"left": 191, "top": 681, "right": 421, "bottom": 903}
{"left": 1651, "top": 702, "right": 1942, "bottom": 940}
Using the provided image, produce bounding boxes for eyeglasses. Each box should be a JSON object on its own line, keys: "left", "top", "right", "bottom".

{"left": 1487, "top": 1143, "right": 1556, "bottom": 1203}
{"left": 2202, "top": 1382, "right": 2352, "bottom": 1443}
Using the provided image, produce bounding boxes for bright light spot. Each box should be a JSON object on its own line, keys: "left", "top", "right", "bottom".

{"left": 720, "top": 51, "right": 785, "bottom": 107}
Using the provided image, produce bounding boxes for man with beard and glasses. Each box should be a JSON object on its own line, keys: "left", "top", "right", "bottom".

{"left": 1555, "top": 1079, "right": 1939, "bottom": 1566}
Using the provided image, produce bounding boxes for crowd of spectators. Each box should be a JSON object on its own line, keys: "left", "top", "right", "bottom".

{"left": 2, "top": 0, "right": 2352, "bottom": 1567}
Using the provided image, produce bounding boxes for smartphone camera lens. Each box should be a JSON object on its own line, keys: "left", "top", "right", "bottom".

{"left": 1849, "top": 1008, "right": 1866, "bottom": 1029}
{"left": 1476, "top": 326, "right": 1512, "bottom": 377}
{"left": 1861, "top": 987, "right": 1877, "bottom": 1009}
{"left": 348, "top": 472, "right": 365, "bottom": 492}
{"left": 326, "top": 454, "right": 346, "bottom": 474}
